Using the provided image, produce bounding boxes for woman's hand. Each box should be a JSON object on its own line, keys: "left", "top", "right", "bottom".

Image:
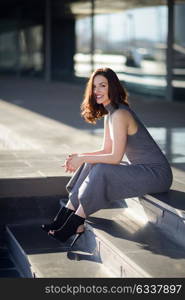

{"left": 67, "top": 154, "right": 83, "bottom": 172}
{"left": 63, "top": 154, "right": 75, "bottom": 173}
{"left": 62, "top": 153, "right": 82, "bottom": 173}
{"left": 63, "top": 156, "right": 73, "bottom": 173}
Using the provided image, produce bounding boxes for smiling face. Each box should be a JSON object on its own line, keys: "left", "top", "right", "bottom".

{"left": 93, "top": 75, "right": 111, "bottom": 106}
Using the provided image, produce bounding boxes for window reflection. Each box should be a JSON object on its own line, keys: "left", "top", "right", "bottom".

{"left": 0, "top": 25, "right": 43, "bottom": 76}
{"left": 0, "top": 31, "right": 18, "bottom": 70}
{"left": 20, "top": 26, "right": 43, "bottom": 74}
{"left": 0, "top": 0, "right": 185, "bottom": 100}
{"left": 174, "top": 3, "right": 185, "bottom": 98}
{"left": 75, "top": 5, "right": 168, "bottom": 96}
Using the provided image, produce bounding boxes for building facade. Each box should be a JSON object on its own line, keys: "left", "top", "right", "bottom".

{"left": 0, "top": 0, "right": 185, "bottom": 101}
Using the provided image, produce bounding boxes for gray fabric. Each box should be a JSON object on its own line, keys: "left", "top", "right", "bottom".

{"left": 66, "top": 103, "right": 173, "bottom": 216}
{"left": 108, "top": 103, "right": 171, "bottom": 165}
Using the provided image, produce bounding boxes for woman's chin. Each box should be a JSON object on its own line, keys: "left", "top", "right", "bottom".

{"left": 96, "top": 100, "right": 104, "bottom": 105}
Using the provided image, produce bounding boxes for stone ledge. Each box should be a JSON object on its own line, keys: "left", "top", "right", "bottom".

{"left": 6, "top": 211, "right": 185, "bottom": 278}
{"left": 123, "top": 186, "right": 185, "bottom": 248}
{"left": 0, "top": 176, "right": 70, "bottom": 198}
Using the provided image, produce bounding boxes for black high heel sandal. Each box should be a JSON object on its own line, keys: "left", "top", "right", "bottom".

{"left": 49, "top": 213, "right": 85, "bottom": 247}
{"left": 41, "top": 206, "right": 74, "bottom": 233}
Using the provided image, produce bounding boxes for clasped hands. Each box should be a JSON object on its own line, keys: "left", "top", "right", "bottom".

{"left": 62, "top": 153, "right": 83, "bottom": 173}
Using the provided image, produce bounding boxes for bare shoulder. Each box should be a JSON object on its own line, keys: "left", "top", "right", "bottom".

{"left": 111, "top": 108, "right": 132, "bottom": 121}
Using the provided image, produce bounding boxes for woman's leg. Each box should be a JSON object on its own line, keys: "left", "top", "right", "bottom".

{"left": 48, "top": 163, "right": 91, "bottom": 234}
{"left": 63, "top": 202, "right": 86, "bottom": 233}
{"left": 49, "top": 203, "right": 86, "bottom": 245}
{"left": 49, "top": 162, "right": 172, "bottom": 245}
{"left": 65, "top": 200, "right": 76, "bottom": 211}
{"left": 67, "top": 163, "right": 94, "bottom": 210}
{"left": 41, "top": 163, "right": 91, "bottom": 232}
{"left": 74, "top": 204, "right": 86, "bottom": 233}
{"left": 75, "top": 204, "right": 86, "bottom": 219}
{"left": 77, "top": 162, "right": 172, "bottom": 216}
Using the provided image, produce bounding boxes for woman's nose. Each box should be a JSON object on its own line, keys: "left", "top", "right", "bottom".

{"left": 94, "top": 87, "right": 100, "bottom": 94}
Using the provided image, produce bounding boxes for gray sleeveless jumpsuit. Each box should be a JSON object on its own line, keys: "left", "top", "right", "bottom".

{"left": 66, "top": 103, "right": 173, "bottom": 216}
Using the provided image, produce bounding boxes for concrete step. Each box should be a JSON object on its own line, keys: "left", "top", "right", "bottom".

{"left": 122, "top": 180, "right": 185, "bottom": 248}
{"left": 5, "top": 224, "right": 114, "bottom": 278}
{"left": 88, "top": 207, "right": 185, "bottom": 278}
{"left": 1, "top": 174, "right": 185, "bottom": 250}
{"left": 5, "top": 203, "right": 185, "bottom": 278}
{"left": 0, "top": 169, "right": 70, "bottom": 199}
{"left": 0, "top": 246, "right": 21, "bottom": 278}
{"left": 0, "top": 195, "right": 67, "bottom": 226}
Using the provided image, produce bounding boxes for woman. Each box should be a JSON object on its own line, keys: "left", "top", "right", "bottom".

{"left": 41, "top": 67, "right": 173, "bottom": 247}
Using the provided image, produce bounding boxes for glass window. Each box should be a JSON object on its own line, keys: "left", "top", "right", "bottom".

{"left": 74, "top": 2, "right": 168, "bottom": 97}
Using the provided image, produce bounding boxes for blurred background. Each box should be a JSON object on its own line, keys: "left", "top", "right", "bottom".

{"left": 0, "top": 0, "right": 185, "bottom": 101}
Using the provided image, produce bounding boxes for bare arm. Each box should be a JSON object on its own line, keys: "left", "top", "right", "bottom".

{"left": 63, "top": 116, "right": 112, "bottom": 172}
{"left": 81, "top": 115, "right": 112, "bottom": 156}
{"left": 79, "top": 110, "right": 128, "bottom": 165}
